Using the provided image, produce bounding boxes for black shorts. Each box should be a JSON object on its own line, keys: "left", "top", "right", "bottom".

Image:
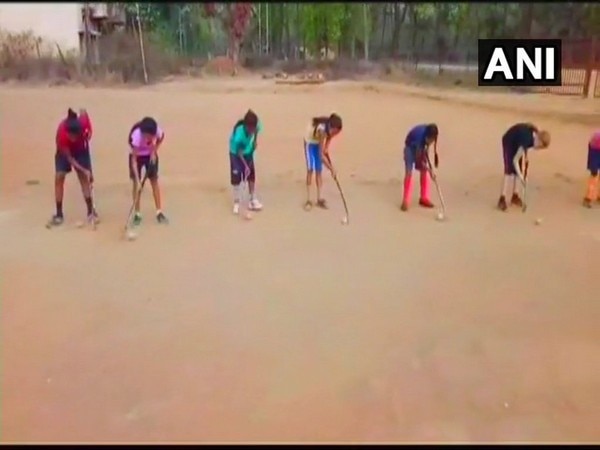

{"left": 502, "top": 145, "right": 528, "bottom": 176}
{"left": 129, "top": 154, "right": 159, "bottom": 180}
{"left": 230, "top": 153, "right": 256, "bottom": 185}
{"left": 55, "top": 148, "right": 92, "bottom": 175}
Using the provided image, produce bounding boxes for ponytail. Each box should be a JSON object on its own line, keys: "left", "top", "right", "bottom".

{"left": 312, "top": 114, "right": 342, "bottom": 139}
{"left": 67, "top": 108, "right": 77, "bottom": 120}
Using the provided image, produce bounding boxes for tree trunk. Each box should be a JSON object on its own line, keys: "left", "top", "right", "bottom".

{"left": 500, "top": 3, "right": 509, "bottom": 38}
{"left": 390, "top": 4, "right": 408, "bottom": 58}
{"left": 230, "top": 37, "right": 240, "bottom": 75}
{"left": 323, "top": 14, "right": 328, "bottom": 60}
{"left": 266, "top": 3, "right": 270, "bottom": 55}
{"left": 294, "top": 3, "right": 299, "bottom": 59}
{"left": 379, "top": 4, "right": 387, "bottom": 58}
{"left": 285, "top": 4, "right": 291, "bottom": 58}
{"left": 363, "top": 3, "right": 369, "bottom": 60}
{"left": 277, "top": 4, "right": 284, "bottom": 57}
{"left": 410, "top": 5, "right": 419, "bottom": 66}
{"left": 518, "top": 3, "right": 535, "bottom": 39}
{"left": 435, "top": 5, "right": 443, "bottom": 75}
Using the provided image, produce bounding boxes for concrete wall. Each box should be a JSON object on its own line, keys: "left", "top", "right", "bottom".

{"left": 0, "top": 3, "right": 80, "bottom": 53}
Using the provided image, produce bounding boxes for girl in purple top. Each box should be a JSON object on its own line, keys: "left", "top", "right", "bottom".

{"left": 128, "top": 117, "right": 168, "bottom": 226}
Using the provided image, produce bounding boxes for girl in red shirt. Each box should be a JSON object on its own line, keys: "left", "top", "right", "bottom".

{"left": 47, "top": 108, "right": 97, "bottom": 227}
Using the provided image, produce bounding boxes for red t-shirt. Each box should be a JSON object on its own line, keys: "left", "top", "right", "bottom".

{"left": 589, "top": 132, "right": 600, "bottom": 150}
{"left": 56, "top": 114, "right": 92, "bottom": 155}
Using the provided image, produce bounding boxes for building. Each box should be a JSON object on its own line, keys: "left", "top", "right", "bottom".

{"left": 0, "top": 3, "right": 125, "bottom": 58}
{"left": 0, "top": 3, "right": 81, "bottom": 52}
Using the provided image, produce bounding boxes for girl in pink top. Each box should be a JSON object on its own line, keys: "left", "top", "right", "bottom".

{"left": 128, "top": 117, "right": 168, "bottom": 225}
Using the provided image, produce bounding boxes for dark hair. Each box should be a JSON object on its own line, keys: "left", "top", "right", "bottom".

{"left": 65, "top": 108, "right": 82, "bottom": 136}
{"left": 244, "top": 109, "right": 258, "bottom": 128}
{"left": 311, "top": 113, "right": 343, "bottom": 137}
{"left": 425, "top": 123, "right": 438, "bottom": 140}
{"left": 233, "top": 109, "right": 259, "bottom": 132}
{"left": 139, "top": 117, "right": 158, "bottom": 135}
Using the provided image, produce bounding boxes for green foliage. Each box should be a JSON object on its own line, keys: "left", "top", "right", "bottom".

{"left": 412, "top": 3, "right": 436, "bottom": 25}
{"left": 122, "top": 3, "right": 163, "bottom": 29}
{"left": 113, "top": 3, "right": 600, "bottom": 60}
{"left": 581, "top": 4, "right": 600, "bottom": 35}
{"left": 298, "top": 3, "right": 346, "bottom": 52}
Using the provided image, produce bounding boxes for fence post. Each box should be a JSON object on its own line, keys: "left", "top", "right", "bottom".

{"left": 583, "top": 37, "right": 596, "bottom": 98}
{"left": 591, "top": 37, "right": 597, "bottom": 99}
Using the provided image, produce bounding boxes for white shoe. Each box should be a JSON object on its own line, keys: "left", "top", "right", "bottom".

{"left": 249, "top": 198, "right": 263, "bottom": 211}
{"left": 233, "top": 202, "right": 240, "bottom": 215}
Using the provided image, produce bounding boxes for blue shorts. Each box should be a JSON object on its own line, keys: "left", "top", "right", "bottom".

{"left": 588, "top": 145, "right": 600, "bottom": 175}
{"left": 304, "top": 142, "right": 323, "bottom": 173}
{"left": 55, "top": 148, "right": 92, "bottom": 175}
{"left": 403, "top": 145, "right": 426, "bottom": 172}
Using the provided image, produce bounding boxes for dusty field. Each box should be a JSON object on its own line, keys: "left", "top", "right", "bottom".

{"left": 1, "top": 78, "right": 599, "bottom": 443}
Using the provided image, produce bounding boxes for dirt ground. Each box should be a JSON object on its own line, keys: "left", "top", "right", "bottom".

{"left": 1, "top": 78, "right": 599, "bottom": 443}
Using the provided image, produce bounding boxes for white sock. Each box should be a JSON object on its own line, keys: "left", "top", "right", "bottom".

{"left": 501, "top": 175, "right": 512, "bottom": 198}
{"left": 233, "top": 185, "right": 241, "bottom": 203}
{"left": 511, "top": 175, "right": 518, "bottom": 197}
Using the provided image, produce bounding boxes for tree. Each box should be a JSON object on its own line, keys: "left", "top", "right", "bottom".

{"left": 408, "top": 3, "right": 435, "bottom": 65}
{"left": 203, "top": 3, "right": 253, "bottom": 67}
{"left": 389, "top": 3, "right": 409, "bottom": 58}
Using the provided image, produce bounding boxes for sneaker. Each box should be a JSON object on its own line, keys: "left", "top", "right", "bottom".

{"left": 132, "top": 213, "right": 142, "bottom": 227}
{"left": 419, "top": 198, "right": 434, "bottom": 208}
{"left": 87, "top": 213, "right": 99, "bottom": 226}
{"left": 497, "top": 195, "right": 508, "bottom": 211}
{"left": 316, "top": 198, "right": 328, "bottom": 209}
{"left": 511, "top": 193, "right": 524, "bottom": 208}
{"left": 400, "top": 201, "right": 409, "bottom": 212}
{"left": 46, "top": 214, "right": 64, "bottom": 227}
{"left": 583, "top": 198, "right": 593, "bottom": 209}
{"left": 156, "top": 212, "right": 169, "bottom": 224}
{"left": 248, "top": 198, "right": 263, "bottom": 211}
{"left": 233, "top": 202, "right": 240, "bottom": 215}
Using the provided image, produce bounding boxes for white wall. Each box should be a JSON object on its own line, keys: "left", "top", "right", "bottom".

{"left": 0, "top": 3, "right": 80, "bottom": 53}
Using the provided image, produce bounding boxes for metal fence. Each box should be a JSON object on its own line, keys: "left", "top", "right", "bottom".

{"left": 532, "top": 38, "right": 600, "bottom": 98}
{"left": 533, "top": 68, "right": 588, "bottom": 96}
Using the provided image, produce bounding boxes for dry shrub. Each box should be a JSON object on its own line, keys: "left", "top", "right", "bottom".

{"left": 95, "top": 30, "right": 187, "bottom": 84}
{"left": 0, "top": 28, "right": 189, "bottom": 85}
{"left": 0, "top": 29, "right": 77, "bottom": 82}
{"left": 242, "top": 54, "right": 276, "bottom": 70}
{"left": 277, "top": 58, "right": 382, "bottom": 81}
{"left": 202, "top": 56, "right": 249, "bottom": 77}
